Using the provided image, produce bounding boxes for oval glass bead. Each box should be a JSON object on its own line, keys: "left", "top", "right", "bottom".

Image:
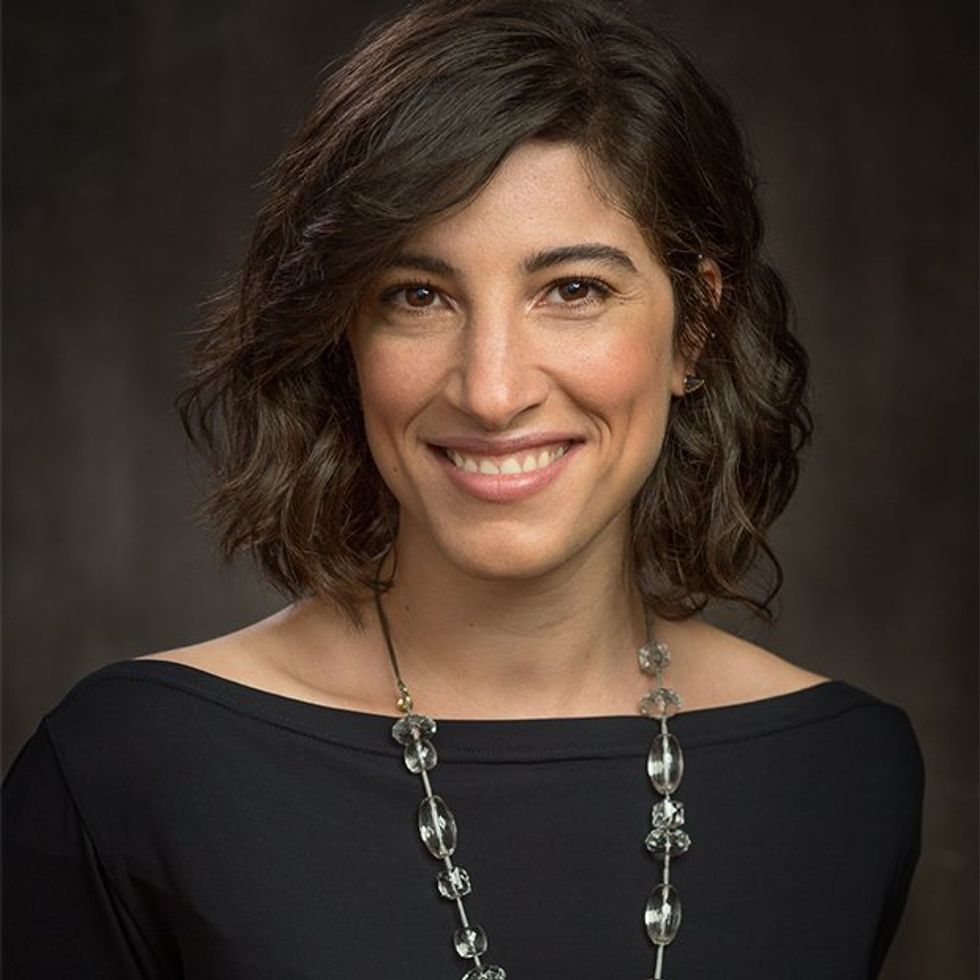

{"left": 437, "top": 865, "right": 472, "bottom": 899}
{"left": 454, "top": 925, "right": 488, "bottom": 958}
{"left": 404, "top": 737, "right": 438, "bottom": 773}
{"left": 392, "top": 713, "right": 437, "bottom": 745}
{"left": 461, "top": 967, "right": 506, "bottom": 980}
{"left": 644, "top": 882, "right": 682, "bottom": 945}
{"left": 647, "top": 733, "right": 683, "bottom": 794}
{"left": 418, "top": 794, "right": 457, "bottom": 858}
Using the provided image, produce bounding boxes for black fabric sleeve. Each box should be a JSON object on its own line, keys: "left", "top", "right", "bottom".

{"left": 868, "top": 831, "right": 922, "bottom": 977}
{"left": 867, "top": 708, "right": 926, "bottom": 978}
{"left": 2, "top": 721, "right": 166, "bottom": 980}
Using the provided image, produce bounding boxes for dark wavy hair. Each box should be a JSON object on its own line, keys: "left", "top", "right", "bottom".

{"left": 177, "top": 0, "right": 813, "bottom": 627}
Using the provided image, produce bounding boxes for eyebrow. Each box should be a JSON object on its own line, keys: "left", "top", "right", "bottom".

{"left": 384, "top": 242, "right": 640, "bottom": 278}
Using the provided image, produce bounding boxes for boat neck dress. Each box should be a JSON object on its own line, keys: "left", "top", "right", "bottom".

{"left": 3, "top": 657, "right": 924, "bottom": 980}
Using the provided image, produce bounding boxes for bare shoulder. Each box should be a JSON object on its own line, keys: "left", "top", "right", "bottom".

{"left": 133, "top": 598, "right": 384, "bottom": 711}
{"left": 134, "top": 614, "right": 287, "bottom": 691}
{"left": 654, "top": 616, "right": 831, "bottom": 711}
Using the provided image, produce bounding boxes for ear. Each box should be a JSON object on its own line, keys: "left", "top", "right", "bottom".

{"left": 670, "top": 257, "right": 722, "bottom": 397}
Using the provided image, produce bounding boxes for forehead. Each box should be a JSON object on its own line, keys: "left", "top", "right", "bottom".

{"left": 398, "top": 140, "right": 656, "bottom": 273}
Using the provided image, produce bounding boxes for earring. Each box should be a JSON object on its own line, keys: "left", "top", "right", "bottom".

{"left": 682, "top": 374, "right": 706, "bottom": 394}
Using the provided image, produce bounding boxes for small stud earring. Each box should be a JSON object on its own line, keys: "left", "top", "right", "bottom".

{"left": 682, "top": 374, "right": 706, "bottom": 394}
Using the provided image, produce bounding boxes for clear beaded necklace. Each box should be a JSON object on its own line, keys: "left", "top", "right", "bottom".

{"left": 375, "top": 591, "right": 691, "bottom": 979}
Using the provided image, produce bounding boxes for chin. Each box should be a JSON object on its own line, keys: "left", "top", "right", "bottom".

{"left": 427, "top": 522, "right": 594, "bottom": 584}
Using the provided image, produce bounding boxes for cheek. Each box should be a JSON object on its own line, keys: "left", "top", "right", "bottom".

{"left": 570, "top": 328, "right": 674, "bottom": 433}
{"left": 353, "top": 342, "right": 433, "bottom": 458}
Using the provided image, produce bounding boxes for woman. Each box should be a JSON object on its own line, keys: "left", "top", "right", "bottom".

{"left": 3, "top": 0, "right": 923, "bottom": 977}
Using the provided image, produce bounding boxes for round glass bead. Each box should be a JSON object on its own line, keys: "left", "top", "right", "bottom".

{"left": 392, "top": 713, "right": 437, "bottom": 745}
{"left": 437, "top": 865, "right": 472, "bottom": 899}
{"left": 644, "top": 882, "right": 682, "bottom": 945}
{"left": 637, "top": 640, "right": 671, "bottom": 674}
{"left": 647, "top": 733, "right": 684, "bottom": 794}
{"left": 639, "top": 687, "right": 682, "bottom": 718}
{"left": 418, "top": 794, "right": 457, "bottom": 858}
{"left": 454, "top": 925, "right": 488, "bottom": 958}
{"left": 404, "top": 737, "right": 438, "bottom": 773}
{"left": 645, "top": 826, "right": 692, "bottom": 857}
{"left": 651, "top": 798, "right": 685, "bottom": 829}
{"left": 461, "top": 967, "right": 506, "bottom": 980}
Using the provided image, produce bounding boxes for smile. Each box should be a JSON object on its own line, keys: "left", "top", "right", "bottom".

{"left": 443, "top": 443, "right": 570, "bottom": 475}
{"left": 429, "top": 439, "right": 581, "bottom": 503}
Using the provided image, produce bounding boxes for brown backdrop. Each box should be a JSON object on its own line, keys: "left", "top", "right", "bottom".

{"left": 4, "top": 1, "right": 977, "bottom": 976}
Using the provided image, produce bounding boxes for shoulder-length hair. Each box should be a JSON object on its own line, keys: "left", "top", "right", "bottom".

{"left": 178, "top": 0, "right": 812, "bottom": 627}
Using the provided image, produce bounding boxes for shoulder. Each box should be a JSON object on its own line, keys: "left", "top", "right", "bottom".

{"left": 133, "top": 597, "right": 383, "bottom": 711}
{"left": 33, "top": 605, "right": 349, "bottom": 817}
{"left": 653, "top": 615, "right": 831, "bottom": 711}
{"left": 674, "top": 618, "right": 924, "bottom": 806}
{"left": 134, "top": 630, "right": 277, "bottom": 691}
{"left": 662, "top": 618, "right": 925, "bottom": 822}
{"left": 40, "top": 604, "right": 317, "bottom": 759}
{"left": 674, "top": 619, "right": 923, "bottom": 777}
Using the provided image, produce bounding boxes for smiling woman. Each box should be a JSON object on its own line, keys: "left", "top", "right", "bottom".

{"left": 2, "top": 1, "right": 923, "bottom": 978}
{"left": 168, "top": 0, "right": 805, "bottom": 630}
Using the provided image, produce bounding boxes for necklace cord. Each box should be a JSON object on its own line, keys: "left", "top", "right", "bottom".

{"left": 374, "top": 588, "right": 414, "bottom": 713}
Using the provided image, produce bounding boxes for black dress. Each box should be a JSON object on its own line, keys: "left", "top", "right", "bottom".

{"left": 3, "top": 658, "right": 924, "bottom": 979}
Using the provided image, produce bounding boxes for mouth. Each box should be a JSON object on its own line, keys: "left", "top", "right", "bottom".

{"left": 438, "top": 441, "right": 572, "bottom": 475}
{"left": 426, "top": 438, "right": 583, "bottom": 503}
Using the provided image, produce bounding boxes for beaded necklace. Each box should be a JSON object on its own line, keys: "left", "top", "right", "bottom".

{"left": 375, "top": 591, "right": 690, "bottom": 979}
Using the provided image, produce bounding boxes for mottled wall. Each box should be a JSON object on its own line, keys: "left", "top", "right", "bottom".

{"left": 4, "top": 1, "right": 976, "bottom": 976}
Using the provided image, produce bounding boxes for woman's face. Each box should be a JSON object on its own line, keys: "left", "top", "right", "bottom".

{"left": 348, "top": 140, "right": 692, "bottom": 583}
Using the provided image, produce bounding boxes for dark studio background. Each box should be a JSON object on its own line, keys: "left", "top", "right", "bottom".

{"left": 3, "top": 0, "right": 977, "bottom": 976}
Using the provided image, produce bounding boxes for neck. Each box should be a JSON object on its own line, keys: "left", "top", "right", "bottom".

{"left": 371, "top": 524, "right": 650, "bottom": 720}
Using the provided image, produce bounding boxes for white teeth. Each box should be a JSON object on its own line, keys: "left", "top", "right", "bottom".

{"left": 445, "top": 443, "right": 569, "bottom": 475}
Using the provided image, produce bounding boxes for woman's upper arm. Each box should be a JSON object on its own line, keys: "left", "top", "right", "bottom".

{"left": 2, "top": 721, "right": 171, "bottom": 980}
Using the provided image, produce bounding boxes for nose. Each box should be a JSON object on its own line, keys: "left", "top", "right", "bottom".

{"left": 447, "top": 306, "right": 549, "bottom": 430}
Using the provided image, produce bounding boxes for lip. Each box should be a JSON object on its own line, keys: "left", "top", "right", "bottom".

{"left": 429, "top": 439, "right": 583, "bottom": 504}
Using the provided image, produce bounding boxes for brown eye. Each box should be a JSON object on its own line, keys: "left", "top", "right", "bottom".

{"left": 548, "top": 277, "right": 612, "bottom": 306}
{"left": 557, "top": 280, "right": 591, "bottom": 301}
{"left": 404, "top": 285, "right": 436, "bottom": 307}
